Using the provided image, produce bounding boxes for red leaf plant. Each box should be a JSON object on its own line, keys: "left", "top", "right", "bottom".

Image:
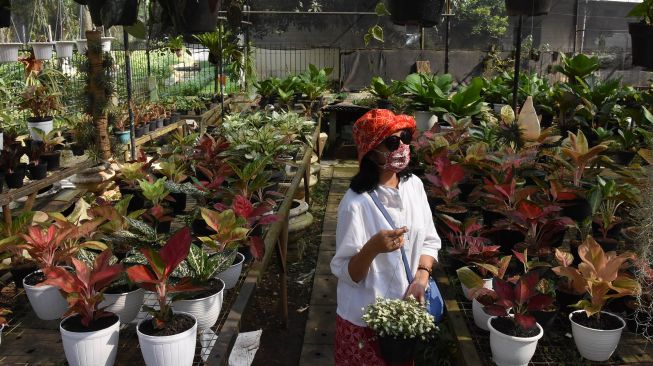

{"left": 440, "top": 214, "right": 499, "bottom": 268}
{"left": 481, "top": 168, "right": 539, "bottom": 215}
{"left": 477, "top": 271, "right": 555, "bottom": 335}
{"left": 425, "top": 155, "right": 465, "bottom": 204}
{"left": 43, "top": 250, "right": 123, "bottom": 327}
{"left": 126, "top": 228, "right": 204, "bottom": 329}
{"left": 503, "top": 200, "right": 575, "bottom": 253}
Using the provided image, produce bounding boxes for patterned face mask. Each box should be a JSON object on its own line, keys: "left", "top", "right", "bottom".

{"left": 375, "top": 143, "right": 411, "bottom": 173}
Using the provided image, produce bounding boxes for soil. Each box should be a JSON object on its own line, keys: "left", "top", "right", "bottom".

{"left": 181, "top": 278, "right": 224, "bottom": 301}
{"left": 104, "top": 283, "right": 138, "bottom": 294}
{"left": 23, "top": 271, "right": 45, "bottom": 286}
{"left": 138, "top": 313, "right": 195, "bottom": 336}
{"left": 571, "top": 311, "right": 623, "bottom": 330}
{"left": 61, "top": 314, "right": 119, "bottom": 333}
{"left": 490, "top": 316, "right": 540, "bottom": 338}
{"left": 240, "top": 180, "right": 329, "bottom": 366}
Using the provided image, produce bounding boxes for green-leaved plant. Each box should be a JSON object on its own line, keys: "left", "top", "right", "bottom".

{"left": 362, "top": 297, "right": 436, "bottom": 340}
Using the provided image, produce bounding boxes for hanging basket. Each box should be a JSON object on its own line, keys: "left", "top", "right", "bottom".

{"left": 388, "top": 0, "right": 445, "bottom": 27}
{"left": 55, "top": 41, "right": 75, "bottom": 58}
{"left": 629, "top": 22, "right": 653, "bottom": 69}
{"left": 75, "top": 39, "right": 87, "bottom": 53}
{"left": 101, "top": 37, "right": 114, "bottom": 52}
{"left": 0, "top": 42, "right": 21, "bottom": 63}
{"left": 29, "top": 42, "right": 54, "bottom": 60}
{"left": 505, "top": 0, "right": 553, "bottom": 16}
{"left": 159, "top": 0, "right": 220, "bottom": 36}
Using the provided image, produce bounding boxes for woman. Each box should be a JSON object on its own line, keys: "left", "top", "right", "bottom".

{"left": 331, "top": 109, "right": 441, "bottom": 365}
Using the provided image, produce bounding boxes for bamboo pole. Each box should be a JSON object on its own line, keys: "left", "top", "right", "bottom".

{"left": 87, "top": 30, "right": 111, "bottom": 161}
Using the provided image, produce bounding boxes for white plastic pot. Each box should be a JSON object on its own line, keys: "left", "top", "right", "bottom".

{"left": 23, "top": 270, "right": 68, "bottom": 320}
{"left": 0, "top": 131, "right": 3, "bottom": 151}
{"left": 461, "top": 277, "right": 493, "bottom": 300}
{"left": 569, "top": 310, "right": 625, "bottom": 362}
{"left": 414, "top": 111, "right": 438, "bottom": 132}
{"left": 0, "top": 43, "right": 22, "bottom": 63}
{"left": 29, "top": 42, "right": 55, "bottom": 60}
{"left": 100, "top": 288, "right": 145, "bottom": 325}
{"left": 172, "top": 279, "right": 224, "bottom": 330}
{"left": 60, "top": 314, "right": 120, "bottom": 366}
{"left": 101, "top": 37, "right": 114, "bottom": 53}
{"left": 488, "top": 316, "right": 543, "bottom": 366}
{"left": 137, "top": 312, "right": 197, "bottom": 366}
{"left": 55, "top": 41, "right": 75, "bottom": 58}
{"left": 472, "top": 299, "right": 492, "bottom": 331}
{"left": 27, "top": 118, "right": 54, "bottom": 141}
{"left": 0, "top": 323, "right": 5, "bottom": 346}
{"left": 75, "top": 39, "right": 88, "bottom": 53}
{"left": 214, "top": 252, "right": 244, "bottom": 290}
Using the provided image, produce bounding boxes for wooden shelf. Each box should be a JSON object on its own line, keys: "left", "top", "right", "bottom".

{"left": 0, "top": 159, "right": 94, "bottom": 207}
{"left": 132, "top": 120, "right": 186, "bottom": 148}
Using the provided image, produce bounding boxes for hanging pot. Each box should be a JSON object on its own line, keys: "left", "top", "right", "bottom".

{"left": 101, "top": 37, "right": 114, "bottom": 52}
{"left": 0, "top": 42, "right": 21, "bottom": 63}
{"left": 488, "top": 316, "right": 543, "bottom": 366}
{"left": 55, "top": 41, "right": 75, "bottom": 58}
{"left": 0, "top": 0, "right": 10, "bottom": 28}
{"left": 569, "top": 310, "right": 625, "bottom": 362}
{"left": 29, "top": 42, "right": 55, "bottom": 60}
{"left": 75, "top": 39, "right": 87, "bottom": 53}
{"left": 388, "top": 0, "right": 444, "bottom": 27}
{"left": 163, "top": 0, "right": 220, "bottom": 36}
{"left": 504, "top": 0, "right": 553, "bottom": 16}
{"left": 629, "top": 23, "right": 653, "bottom": 69}
{"left": 99, "top": 0, "right": 139, "bottom": 28}
{"left": 60, "top": 313, "right": 120, "bottom": 366}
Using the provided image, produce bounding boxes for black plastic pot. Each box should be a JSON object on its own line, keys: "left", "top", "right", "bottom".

{"left": 156, "top": 220, "right": 172, "bottom": 234}
{"left": 71, "top": 144, "right": 85, "bottom": 156}
{"left": 118, "top": 185, "right": 145, "bottom": 212}
{"left": 556, "top": 289, "right": 583, "bottom": 314}
{"left": 161, "top": 0, "right": 219, "bottom": 35}
{"left": 148, "top": 121, "right": 157, "bottom": 132}
{"left": 560, "top": 198, "right": 592, "bottom": 224}
{"left": 505, "top": 0, "right": 552, "bottom": 16}
{"left": 192, "top": 218, "right": 213, "bottom": 236}
{"left": 532, "top": 309, "right": 558, "bottom": 331}
{"left": 377, "top": 99, "right": 392, "bottom": 109}
{"left": 169, "top": 192, "right": 187, "bottom": 214}
{"left": 0, "top": 171, "right": 4, "bottom": 193}
{"left": 171, "top": 112, "right": 181, "bottom": 122}
{"left": 629, "top": 22, "right": 653, "bottom": 69}
{"left": 377, "top": 335, "right": 417, "bottom": 363}
{"left": 389, "top": 0, "right": 444, "bottom": 27}
{"left": 163, "top": 118, "right": 171, "bottom": 126}
{"left": 135, "top": 125, "right": 147, "bottom": 137}
{"left": 594, "top": 236, "right": 619, "bottom": 252}
{"left": 156, "top": 118, "right": 164, "bottom": 129}
{"left": 41, "top": 151, "right": 61, "bottom": 171}
{"left": 610, "top": 150, "right": 636, "bottom": 166}
{"left": 482, "top": 209, "right": 504, "bottom": 227}
{"left": 6, "top": 169, "right": 25, "bottom": 188}
{"left": 28, "top": 162, "right": 48, "bottom": 180}
{"left": 0, "top": 0, "right": 10, "bottom": 28}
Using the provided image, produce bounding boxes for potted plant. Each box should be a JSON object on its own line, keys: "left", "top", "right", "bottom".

{"left": 29, "top": 39, "right": 55, "bottom": 60}
{"left": 158, "top": 159, "right": 190, "bottom": 214}
{"left": 139, "top": 178, "right": 174, "bottom": 234}
{"left": 388, "top": 0, "right": 443, "bottom": 27}
{"left": 34, "top": 128, "right": 65, "bottom": 171}
{"left": 2, "top": 138, "right": 27, "bottom": 188}
{"left": 361, "top": 296, "right": 437, "bottom": 363}
{"left": 628, "top": 0, "right": 653, "bottom": 68}
{"left": 116, "top": 161, "right": 151, "bottom": 211}
{"left": 158, "top": 0, "right": 220, "bottom": 35}
{"left": 99, "top": 275, "right": 145, "bottom": 325}
{"left": 477, "top": 271, "right": 553, "bottom": 366}
{"left": 553, "top": 236, "right": 640, "bottom": 361}
{"left": 166, "top": 35, "right": 187, "bottom": 57}
{"left": 20, "top": 85, "right": 61, "bottom": 141}
{"left": 0, "top": 25, "right": 22, "bottom": 62}
{"left": 403, "top": 73, "right": 450, "bottom": 131}
{"left": 126, "top": 227, "right": 202, "bottom": 366}
{"left": 368, "top": 76, "right": 400, "bottom": 109}
{"left": 55, "top": 21, "right": 76, "bottom": 59}
{"left": 42, "top": 249, "right": 123, "bottom": 366}
{"left": 588, "top": 177, "right": 639, "bottom": 251}
{"left": 172, "top": 245, "right": 227, "bottom": 330}
{"left": 425, "top": 154, "right": 467, "bottom": 220}
{"left": 27, "top": 143, "right": 47, "bottom": 180}
{"left": 111, "top": 107, "right": 131, "bottom": 144}
{"left": 0, "top": 0, "right": 11, "bottom": 28}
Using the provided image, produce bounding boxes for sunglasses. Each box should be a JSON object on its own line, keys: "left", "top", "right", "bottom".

{"left": 382, "top": 130, "right": 412, "bottom": 151}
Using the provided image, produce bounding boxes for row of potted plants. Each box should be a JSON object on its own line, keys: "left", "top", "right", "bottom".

{"left": 0, "top": 38, "right": 115, "bottom": 63}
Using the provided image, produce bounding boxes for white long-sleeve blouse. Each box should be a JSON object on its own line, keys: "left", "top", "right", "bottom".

{"left": 330, "top": 174, "right": 441, "bottom": 327}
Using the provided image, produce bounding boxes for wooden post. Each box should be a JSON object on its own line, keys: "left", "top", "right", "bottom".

{"left": 277, "top": 215, "right": 289, "bottom": 327}
{"left": 87, "top": 30, "right": 111, "bottom": 161}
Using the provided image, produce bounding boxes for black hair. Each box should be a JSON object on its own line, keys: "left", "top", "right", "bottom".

{"left": 350, "top": 152, "right": 412, "bottom": 194}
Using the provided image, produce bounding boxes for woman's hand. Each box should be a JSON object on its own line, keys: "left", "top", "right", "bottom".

{"left": 366, "top": 227, "right": 408, "bottom": 254}
{"left": 405, "top": 269, "right": 429, "bottom": 304}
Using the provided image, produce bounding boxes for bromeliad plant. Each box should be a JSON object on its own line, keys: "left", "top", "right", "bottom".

{"left": 552, "top": 236, "right": 640, "bottom": 317}
{"left": 43, "top": 249, "right": 123, "bottom": 327}
{"left": 126, "top": 228, "right": 203, "bottom": 329}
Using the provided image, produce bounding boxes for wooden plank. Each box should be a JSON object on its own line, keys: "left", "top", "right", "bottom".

{"left": 0, "top": 160, "right": 94, "bottom": 206}
{"left": 133, "top": 120, "right": 186, "bottom": 148}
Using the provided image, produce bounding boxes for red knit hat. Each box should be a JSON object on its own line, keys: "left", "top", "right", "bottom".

{"left": 352, "top": 109, "right": 416, "bottom": 163}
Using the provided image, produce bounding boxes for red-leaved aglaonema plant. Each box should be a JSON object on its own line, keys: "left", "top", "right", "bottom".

{"left": 478, "top": 271, "right": 555, "bottom": 334}
{"left": 126, "top": 227, "right": 203, "bottom": 329}
{"left": 43, "top": 250, "right": 123, "bottom": 327}
{"left": 425, "top": 155, "right": 465, "bottom": 204}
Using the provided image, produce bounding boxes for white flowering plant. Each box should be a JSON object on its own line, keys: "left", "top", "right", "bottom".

{"left": 362, "top": 296, "right": 436, "bottom": 340}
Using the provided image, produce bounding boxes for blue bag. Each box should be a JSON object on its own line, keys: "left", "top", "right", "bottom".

{"left": 369, "top": 192, "right": 445, "bottom": 323}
